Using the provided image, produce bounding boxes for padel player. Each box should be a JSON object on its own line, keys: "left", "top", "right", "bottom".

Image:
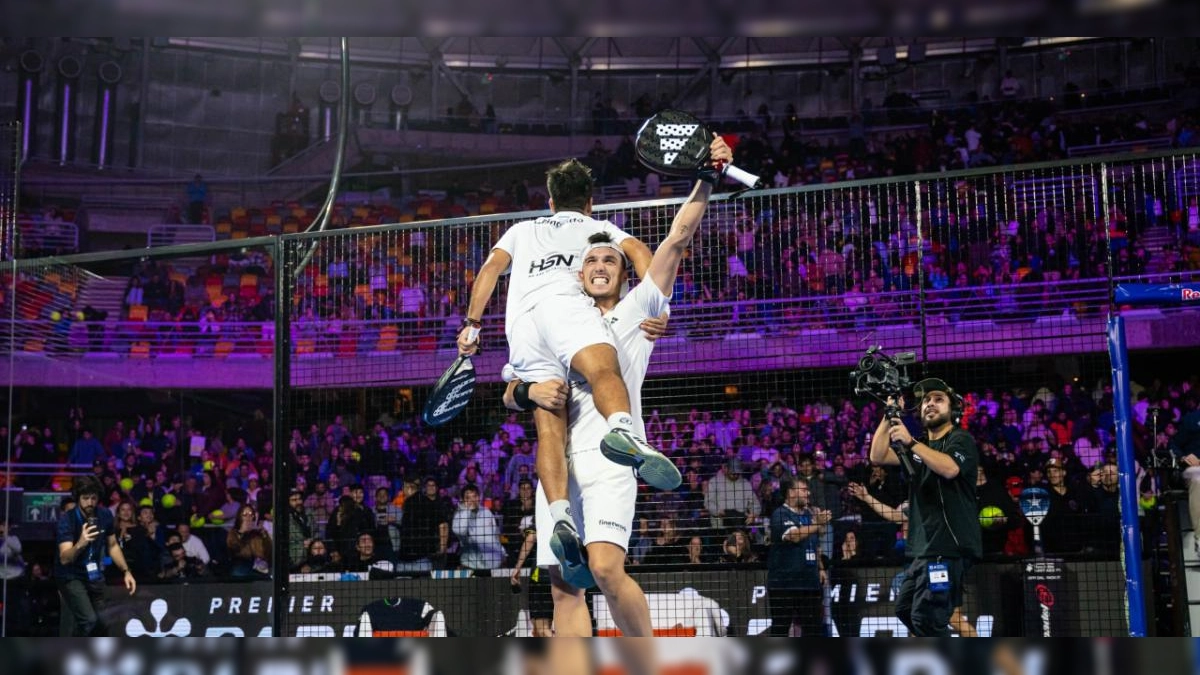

{"left": 502, "top": 136, "right": 731, "bottom": 639}
{"left": 457, "top": 159, "right": 681, "bottom": 571}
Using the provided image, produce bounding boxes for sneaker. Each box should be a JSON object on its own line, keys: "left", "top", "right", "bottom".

{"left": 600, "top": 428, "right": 682, "bottom": 490}
{"left": 549, "top": 520, "right": 595, "bottom": 589}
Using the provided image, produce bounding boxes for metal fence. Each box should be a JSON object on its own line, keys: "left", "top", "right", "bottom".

{"left": 4, "top": 148, "right": 1200, "bottom": 636}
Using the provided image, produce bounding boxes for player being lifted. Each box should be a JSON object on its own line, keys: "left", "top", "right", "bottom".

{"left": 457, "top": 157, "right": 683, "bottom": 567}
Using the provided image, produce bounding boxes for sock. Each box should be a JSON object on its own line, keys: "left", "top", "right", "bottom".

{"left": 549, "top": 499, "right": 573, "bottom": 525}
{"left": 606, "top": 412, "right": 635, "bottom": 431}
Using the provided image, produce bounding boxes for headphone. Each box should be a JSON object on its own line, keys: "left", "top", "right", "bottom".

{"left": 912, "top": 378, "right": 965, "bottom": 425}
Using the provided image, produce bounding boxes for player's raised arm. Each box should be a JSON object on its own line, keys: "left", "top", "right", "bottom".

{"left": 644, "top": 136, "right": 732, "bottom": 295}
{"left": 458, "top": 248, "right": 512, "bottom": 354}
{"left": 620, "top": 237, "right": 653, "bottom": 280}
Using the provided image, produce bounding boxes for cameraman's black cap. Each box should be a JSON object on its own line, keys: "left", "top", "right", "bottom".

{"left": 913, "top": 378, "right": 961, "bottom": 406}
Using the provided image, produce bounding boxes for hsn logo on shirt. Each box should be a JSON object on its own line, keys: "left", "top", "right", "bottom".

{"left": 529, "top": 253, "right": 575, "bottom": 274}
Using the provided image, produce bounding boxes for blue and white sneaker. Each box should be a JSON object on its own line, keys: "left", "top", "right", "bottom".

{"left": 549, "top": 520, "right": 595, "bottom": 589}
{"left": 601, "top": 428, "right": 682, "bottom": 490}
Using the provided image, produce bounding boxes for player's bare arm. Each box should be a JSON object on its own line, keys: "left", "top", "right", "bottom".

{"left": 458, "top": 248, "right": 512, "bottom": 355}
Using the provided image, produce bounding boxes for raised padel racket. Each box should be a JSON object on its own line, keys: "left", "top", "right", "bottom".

{"left": 634, "top": 109, "right": 763, "bottom": 189}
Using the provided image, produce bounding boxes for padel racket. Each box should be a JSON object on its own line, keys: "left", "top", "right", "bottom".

{"left": 423, "top": 325, "right": 479, "bottom": 426}
{"left": 635, "top": 109, "right": 763, "bottom": 189}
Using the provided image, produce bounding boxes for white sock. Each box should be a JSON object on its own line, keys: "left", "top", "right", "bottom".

{"left": 549, "top": 499, "right": 572, "bottom": 525}
{"left": 606, "top": 412, "right": 634, "bottom": 431}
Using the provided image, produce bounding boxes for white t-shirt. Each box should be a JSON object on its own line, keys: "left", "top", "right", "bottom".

{"left": 492, "top": 211, "right": 631, "bottom": 334}
{"left": 566, "top": 278, "right": 670, "bottom": 450}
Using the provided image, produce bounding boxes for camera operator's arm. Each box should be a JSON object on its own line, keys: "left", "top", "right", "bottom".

{"left": 892, "top": 424, "right": 964, "bottom": 480}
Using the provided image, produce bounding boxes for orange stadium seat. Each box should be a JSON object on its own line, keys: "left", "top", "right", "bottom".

{"left": 375, "top": 326, "right": 399, "bottom": 351}
{"left": 128, "top": 305, "right": 148, "bottom": 321}
{"left": 214, "top": 341, "right": 234, "bottom": 358}
{"left": 130, "top": 341, "right": 151, "bottom": 358}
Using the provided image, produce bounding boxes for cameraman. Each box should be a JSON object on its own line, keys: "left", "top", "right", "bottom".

{"left": 1169, "top": 409, "right": 1200, "bottom": 555}
{"left": 55, "top": 475, "right": 137, "bottom": 636}
{"left": 869, "top": 378, "right": 981, "bottom": 637}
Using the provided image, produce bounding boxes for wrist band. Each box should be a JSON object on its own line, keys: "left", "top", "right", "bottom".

{"left": 513, "top": 382, "right": 534, "bottom": 411}
{"left": 462, "top": 318, "right": 481, "bottom": 329}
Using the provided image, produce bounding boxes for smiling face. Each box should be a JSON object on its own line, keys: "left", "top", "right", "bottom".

{"left": 579, "top": 245, "right": 626, "bottom": 303}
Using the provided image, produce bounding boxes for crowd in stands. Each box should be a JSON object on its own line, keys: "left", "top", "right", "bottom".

{"left": 96, "top": 166, "right": 1187, "bottom": 358}
{"left": 4, "top": 373, "right": 1195, "bottom": 603}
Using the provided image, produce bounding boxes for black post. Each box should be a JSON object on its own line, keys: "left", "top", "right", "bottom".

{"left": 271, "top": 237, "right": 292, "bottom": 636}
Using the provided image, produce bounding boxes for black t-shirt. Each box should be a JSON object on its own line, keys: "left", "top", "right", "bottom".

{"left": 55, "top": 506, "right": 115, "bottom": 581}
{"left": 905, "top": 427, "right": 983, "bottom": 560}
{"left": 396, "top": 495, "right": 450, "bottom": 561}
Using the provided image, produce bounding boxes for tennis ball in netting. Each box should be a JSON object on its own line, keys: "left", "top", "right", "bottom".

{"left": 978, "top": 506, "right": 1005, "bottom": 528}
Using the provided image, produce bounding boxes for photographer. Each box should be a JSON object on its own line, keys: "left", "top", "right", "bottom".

{"left": 869, "top": 378, "right": 981, "bottom": 637}
{"left": 55, "top": 475, "right": 137, "bottom": 636}
{"left": 1170, "top": 410, "right": 1200, "bottom": 555}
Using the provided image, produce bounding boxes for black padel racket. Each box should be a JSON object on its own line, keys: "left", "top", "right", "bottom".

{"left": 422, "top": 324, "right": 479, "bottom": 426}
{"left": 634, "top": 109, "right": 763, "bottom": 189}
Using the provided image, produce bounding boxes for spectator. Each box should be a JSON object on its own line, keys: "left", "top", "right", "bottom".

{"left": 451, "top": 485, "right": 505, "bottom": 571}
{"left": 299, "top": 539, "right": 338, "bottom": 574}
{"left": 175, "top": 522, "right": 211, "bottom": 566}
{"left": 286, "top": 489, "right": 314, "bottom": 570}
{"left": 641, "top": 514, "right": 689, "bottom": 567}
{"left": 720, "top": 528, "right": 759, "bottom": 564}
{"left": 501, "top": 478, "right": 537, "bottom": 564}
{"left": 158, "top": 541, "right": 210, "bottom": 582}
{"left": 684, "top": 535, "right": 710, "bottom": 567}
{"left": 851, "top": 465, "right": 904, "bottom": 559}
{"left": 1088, "top": 462, "right": 1122, "bottom": 555}
{"left": 396, "top": 477, "right": 451, "bottom": 571}
{"left": 704, "top": 458, "right": 760, "bottom": 533}
{"left": 0, "top": 521, "right": 26, "bottom": 581}
{"left": 503, "top": 440, "right": 536, "bottom": 497}
{"left": 69, "top": 429, "right": 105, "bottom": 466}
{"left": 226, "top": 504, "right": 272, "bottom": 579}
{"left": 325, "top": 495, "right": 371, "bottom": 562}
{"left": 344, "top": 532, "right": 393, "bottom": 574}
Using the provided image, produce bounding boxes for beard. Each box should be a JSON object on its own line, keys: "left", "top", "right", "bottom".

{"left": 921, "top": 409, "right": 953, "bottom": 430}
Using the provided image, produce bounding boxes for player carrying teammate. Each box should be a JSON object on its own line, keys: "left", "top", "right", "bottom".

{"left": 457, "top": 158, "right": 682, "bottom": 569}
{"left": 502, "top": 137, "right": 732, "bottom": 640}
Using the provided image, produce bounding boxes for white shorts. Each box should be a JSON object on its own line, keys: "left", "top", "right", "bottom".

{"left": 507, "top": 293, "right": 615, "bottom": 383}
{"left": 536, "top": 447, "right": 638, "bottom": 567}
